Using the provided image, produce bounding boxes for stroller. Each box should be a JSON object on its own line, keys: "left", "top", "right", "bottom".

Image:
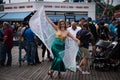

{"left": 90, "top": 40, "right": 120, "bottom": 71}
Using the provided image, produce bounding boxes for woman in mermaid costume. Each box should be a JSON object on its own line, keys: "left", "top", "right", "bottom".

{"left": 46, "top": 17, "right": 80, "bottom": 78}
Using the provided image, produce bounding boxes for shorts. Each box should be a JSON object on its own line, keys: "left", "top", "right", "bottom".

{"left": 79, "top": 47, "right": 90, "bottom": 59}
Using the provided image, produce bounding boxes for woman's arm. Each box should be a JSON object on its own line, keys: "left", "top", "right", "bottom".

{"left": 46, "top": 15, "right": 58, "bottom": 31}
{"left": 67, "top": 31, "right": 80, "bottom": 45}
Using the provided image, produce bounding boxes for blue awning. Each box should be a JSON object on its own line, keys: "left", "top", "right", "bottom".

{"left": 0, "top": 13, "right": 6, "bottom": 18}
{"left": 0, "top": 12, "right": 31, "bottom": 21}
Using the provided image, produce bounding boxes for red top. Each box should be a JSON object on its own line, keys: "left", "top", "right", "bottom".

{"left": 3, "top": 27, "right": 13, "bottom": 49}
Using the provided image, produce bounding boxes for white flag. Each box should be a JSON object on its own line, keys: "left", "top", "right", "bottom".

{"left": 29, "top": 6, "right": 55, "bottom": 56}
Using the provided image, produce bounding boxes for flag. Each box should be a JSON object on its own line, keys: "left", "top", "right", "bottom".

{"left": 29, "top": 6, "right": 55, "bottom": 57}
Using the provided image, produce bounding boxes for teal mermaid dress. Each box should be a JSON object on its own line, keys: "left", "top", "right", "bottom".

{"left": 50, "top": 31, "right": 66, "bottom": 72}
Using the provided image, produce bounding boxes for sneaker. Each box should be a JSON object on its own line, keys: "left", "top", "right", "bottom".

{"left": 82, "top": 71, "right": 86, "bottom": 74}
{"left": 76, "top": 65, "right": 79, "bottom": 69}
{"left": 82, "top": 71, "right": 90, "bottom": 74}
{"left": 85, "top": 71, "right": 90, "bottom": 74}
{"left": 79, "top": 67, "right": 82, "bottom": 72}
{"left": 76, "top": 66, "right": 82, "bottom": 72}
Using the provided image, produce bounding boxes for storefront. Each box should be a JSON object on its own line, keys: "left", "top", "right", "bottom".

{"left": 0, "top": 1, "right": 96, "bottom": 22}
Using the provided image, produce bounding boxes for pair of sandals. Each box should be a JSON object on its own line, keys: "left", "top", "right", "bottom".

{"left": 48, "top": 71, "right": 54, "bottom": 78}
{"left": 48, "top": 71, "right": 63, "bottom": 79}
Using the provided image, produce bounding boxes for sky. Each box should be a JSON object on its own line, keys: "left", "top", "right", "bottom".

{"left": 112, "top": 0, "right": 120, "bottom": 6}
{"left": 44, "top": 0, "right": 64, "bottom": 2}
{"left": 3, "top": 0, "right": 65, "bottom": 3}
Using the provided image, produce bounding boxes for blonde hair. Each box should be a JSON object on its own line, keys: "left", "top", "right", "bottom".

{"left": 57, "top": 20, "right": 67, "bottom": 30}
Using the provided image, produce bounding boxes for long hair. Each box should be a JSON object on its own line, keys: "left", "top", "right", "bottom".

{"left": 57, "top": 20, "right": 67, "bottom": 30}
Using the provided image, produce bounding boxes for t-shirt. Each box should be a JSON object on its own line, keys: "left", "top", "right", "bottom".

{"left": 24, "top": 28, "right": 36, "bottom": 42}
{"left": 67, "top": 26, "right": 81, "bottom": 37}
{"left": 109, "top": 23, "right": 116, "bottom": 36}
{"left": 76, "top": 29, "right": 91, "bottom": 48}
{"left": 88, "top": 22, "right": 98, "bottom": 39}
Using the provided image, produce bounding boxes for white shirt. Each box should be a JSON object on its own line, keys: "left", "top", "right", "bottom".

{"left": 67, "top": 26, "right": 81, "bottom": 37}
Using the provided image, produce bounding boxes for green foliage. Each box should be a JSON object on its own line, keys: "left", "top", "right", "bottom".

{"left": 106, "top": 4, "right": 120, "bottom": 17}
{"left": 113, "top": 4, "right": 120, "bottom": 11}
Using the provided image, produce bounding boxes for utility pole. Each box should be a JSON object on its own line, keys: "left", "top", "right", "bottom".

{"left": 9, "top": 0, "right": 11, "bottom": 3}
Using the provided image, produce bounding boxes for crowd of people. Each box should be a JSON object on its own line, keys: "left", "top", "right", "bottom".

{"left": 0, "top": 21, "right": 52, "bottom": 67}
{"left": 0, "top": 16, "right": 120, "bottom": 79}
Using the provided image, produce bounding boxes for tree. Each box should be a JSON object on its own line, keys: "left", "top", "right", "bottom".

{"left": 113, "top": 4, "right": 120, "bottom": 11}
{"left": 112, "top": 4, "right": 120, "bottom": 17}
{"left": 94, "top": 0, "right": 113, "bottom": 18}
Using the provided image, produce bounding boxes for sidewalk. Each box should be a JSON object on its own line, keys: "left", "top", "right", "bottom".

{"left": 0, "top": 46, "right": 120, "bottom": 80}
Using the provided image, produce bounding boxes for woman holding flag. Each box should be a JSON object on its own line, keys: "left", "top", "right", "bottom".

{"left": 29, "top": 7, "right": 80, "bottom": 79}
{"left": 46, "top": 17, "right": 80, "bottom": 78}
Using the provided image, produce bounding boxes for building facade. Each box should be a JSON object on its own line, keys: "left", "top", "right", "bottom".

{"left": 0, "top": 1, "right": 96, "bottom": 22}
